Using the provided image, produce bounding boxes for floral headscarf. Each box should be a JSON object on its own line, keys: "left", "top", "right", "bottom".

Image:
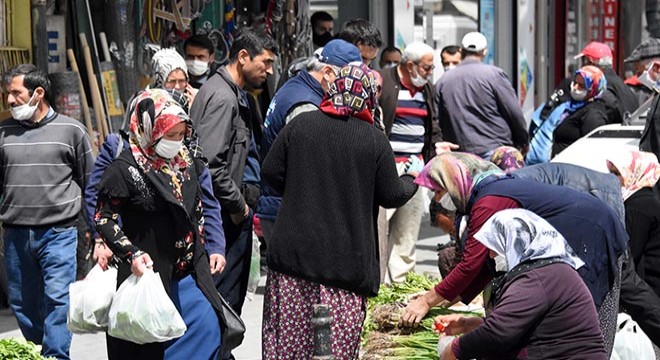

{"left": 490, "top": 146, "right": 525, "bottom": 172}
{"left": 566, "top": 65, "right": 607, "bottom": 114}
{"left": 318, "top": 63, "right": 379, "bottom": 123}
{"left": 128, "top": 89, "right": 193, "bottom": 204}
{"left": 414, "top": 152, "right": 503, "bottom": 213}
{"left": 474, "top": 208, "right": 585, "bottom": 271}
{"left": 606, "top": 150, "right": 660, "bottom": 201}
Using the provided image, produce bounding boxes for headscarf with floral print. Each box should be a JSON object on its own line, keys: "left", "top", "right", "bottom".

{"left": 128, "top": 89, "right": 193, "bottom": 206}
{"left": 565, "top": 65, "right": 607, "bottom": 114}
{"left": 490, "top": 146, "right": 525, "bottom": 172}
{"left": 414, "top": 152, "right": 504, "bottom": 213}
{"left": 606, "top": 150, "right": 660, "bottom": 201}
{"left": 318, "top": 63, "right": 379, "bottom": 124}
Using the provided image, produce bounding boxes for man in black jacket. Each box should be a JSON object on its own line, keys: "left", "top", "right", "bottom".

{"left": 190, "top": 29, "right": 278, "bottom": 325}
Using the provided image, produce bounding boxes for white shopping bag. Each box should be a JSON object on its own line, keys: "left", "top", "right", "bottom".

{"left": 610, "top": 313, "right": 655, "bottom": 360}
{"left": 67, "top": 264, "right": 118, "bottom": 333}
{"left": 108, "top": 269, "right": 186, "bottom": 344}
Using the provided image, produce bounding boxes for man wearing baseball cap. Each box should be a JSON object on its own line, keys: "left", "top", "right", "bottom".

{"left": 435, "top": 31, "right": 529, "bottom": 158}
{"left": 624, "top": 38, "right": 660, "bottom": 104}
{"left": 572, "top": 41, "right": 638, "bottom": 123}
{"left": 258, "top": 39, "right": 362, "bottom": 243}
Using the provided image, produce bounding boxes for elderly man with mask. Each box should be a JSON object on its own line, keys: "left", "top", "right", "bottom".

{"left": 378, "top": 42, "right": 450, "bottom": 283}
{"left": 258, "top": 39, "right": 362, "bottom": 243}
{"left": 624, "top": 38, "right": 660, "bottom": 105}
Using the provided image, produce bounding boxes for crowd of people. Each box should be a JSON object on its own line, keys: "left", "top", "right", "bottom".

{"left": 1, "top": 10, "right": 660, "bottom": 360}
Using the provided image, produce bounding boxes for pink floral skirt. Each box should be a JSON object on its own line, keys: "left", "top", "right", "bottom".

{"left": 262, "top": 270, "right": 366, "bottom": 360}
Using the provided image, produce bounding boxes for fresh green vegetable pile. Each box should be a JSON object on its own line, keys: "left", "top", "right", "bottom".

{"left": 0, "top": 338, "right": 55, "bottom": 360}
{"left": 361, "top": 272, "right": 482, "bottom": 359}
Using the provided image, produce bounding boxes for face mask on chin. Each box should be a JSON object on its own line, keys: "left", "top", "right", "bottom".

{"left": 186, "top": 59, "right": 210, "bottom": 77}
{"left": 154, "top": 138, "right": 183, "bottom": 159}
{"left": 410, "top": 68, "right": 428, "bottom": 88}
{"left": 11, "top": 91, "right": 40, "bottom": 121}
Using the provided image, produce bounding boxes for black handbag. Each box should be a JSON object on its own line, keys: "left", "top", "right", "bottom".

{"left": 218, "top": 293, "right": 246, "bottom": 352}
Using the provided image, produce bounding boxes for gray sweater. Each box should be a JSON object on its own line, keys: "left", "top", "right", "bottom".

{"left": 0, "top": 111, "right": 94, "bottom": 226}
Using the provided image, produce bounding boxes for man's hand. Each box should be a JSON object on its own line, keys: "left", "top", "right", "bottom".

{"left": 230, "top": 203, "right": 250, "bottom": 225}
{"left": 209, "top": 254, "right": 226, "bottom": 274}
{"left": 435, "top": 142, "right": 459, "bottom": 155}
{"left": 93, "top": 239, "right": 114, "bottom": 270}
{"left": 130, "top": 252, "right": 153, "bottom": 277}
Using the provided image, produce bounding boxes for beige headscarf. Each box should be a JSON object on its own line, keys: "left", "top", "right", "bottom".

{"left": 606, "top": 150, "right": 660, "bottom": 200}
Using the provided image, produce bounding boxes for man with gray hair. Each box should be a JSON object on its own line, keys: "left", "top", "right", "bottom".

{"left": 379, "top": 42, "right": 447, "bottom": 283}
{"left": 257, "top": 39, "right": 362, "bottom": 242}
{"left": 436, "top": 31, "right": 528, "bottom": 159}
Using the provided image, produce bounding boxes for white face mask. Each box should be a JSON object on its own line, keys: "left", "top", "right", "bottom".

{"left": 639, "top": 69, "right": 660, "bottom": 93}
{"left": 185, "top": 60, "right": 209, "bottom": 77}
{"left": 443, "top": 65, "right": 456, "bottom": 72}
{"left": 570, "top": 82, "right": 588, "bottom": 101}
{"left": 382, "top": 62, "right": 397, "bottom": 69}
{"left": 493, "top": 254, "right": 508, "bottom": 272}
{"left": 155, "top": 138, "right": 183, "bottom": 159}
{"left": 410, "top": 71, "right": 428, "bottom": 88}
{"left": 11, "top": 91, "right": 40, "bottom": 121}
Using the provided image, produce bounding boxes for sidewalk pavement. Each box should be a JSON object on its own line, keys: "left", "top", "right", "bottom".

{"left": 0, "top": 216, "right": 447, "bottom": 360}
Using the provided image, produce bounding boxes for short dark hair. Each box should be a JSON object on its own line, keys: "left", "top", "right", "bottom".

{"left": 380, "top": 46, "right": 401, "bottom": 61}
{"left": 228, "top": 28, "right": 279, "bottom": 63}
{"left": 337, "top": 19, "right": 383, "bottom": 48}
{"left": 2, "top": 64, "right": 51, "bottom": 102}
{"left": 441, "top": 45, "right": 461, "bottom": 56}
{"left": 311, "top": 11, "right": 333, "bottom": 27}
{"left": 184, "top": 34, "right": 215, "bottom": 55}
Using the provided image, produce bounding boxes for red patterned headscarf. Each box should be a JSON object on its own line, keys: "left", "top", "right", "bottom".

{"left": 128, "top": 89, "right": 193, "bottom": 204}
{"left": 576, "top": 65, "right": 607, "bottom": 101}
{"left": 318, "top": 63, "right": 379, "bottom": 123}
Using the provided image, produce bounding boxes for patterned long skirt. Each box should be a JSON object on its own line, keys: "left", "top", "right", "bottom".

{"left": 262, "top": 270, "right": 367, "bottom": 360}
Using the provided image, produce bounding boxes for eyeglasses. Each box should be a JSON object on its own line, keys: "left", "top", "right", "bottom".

{"left": 416, "top": 63, "right": 435, "bottom": 72}
{"left": 165, "top": 79, "right": 188, "bottom": 87}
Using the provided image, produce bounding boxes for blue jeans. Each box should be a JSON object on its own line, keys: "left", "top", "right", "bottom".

{"left": 3, "top": 225, "right": 77, "bottom": 360}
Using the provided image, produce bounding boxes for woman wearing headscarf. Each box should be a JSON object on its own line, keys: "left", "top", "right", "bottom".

{"left": 95, "top": 89, "right": 224, "bottom": 359}
{"left": 552, "top": 65, "right": 608, "bottom": 156}
{"left": 260, "top": 64, "right": 419, "bottom": 359}
{"left": 85, "top": 49, "right": 223, "bottom": 272}
{"left": 401, "top": 152, "right": 627, "bottom": 356}
{"left": 489, "top": 145, "right": 525, "bottom": 172}
{"left": 150, "top": 48, "right": 198, "bottom": 107}
{"left": 607, "top": 150, "right": 660, "bottom": 297}
{"left": 435, "top": 209, "right": 607, "bottom": 360}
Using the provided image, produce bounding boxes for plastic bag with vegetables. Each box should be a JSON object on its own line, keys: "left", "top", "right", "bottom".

{"left": 67, "top": 264, "right": 117, "bottom": 333}
{"left": 108, "top": 269, "right": 186, "bottom": 344}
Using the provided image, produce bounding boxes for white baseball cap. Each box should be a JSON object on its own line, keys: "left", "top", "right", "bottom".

{"left": 461, "top": 32, "right": 488, "bottom": 52}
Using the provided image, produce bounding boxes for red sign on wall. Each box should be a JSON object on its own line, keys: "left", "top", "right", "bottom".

{"left": 602, "top": 0, "right": 618, "bottom": 55}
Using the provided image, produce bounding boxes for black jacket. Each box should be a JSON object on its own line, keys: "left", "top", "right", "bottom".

{"left": 190, "top": 66, "right": 261, "bottom": 214}
{"left": 378, "top": 66, "right": 442, "bottom": 162}
{"left": 552, "top": 100, "right": 607, "bottom": 156}
{"left": 640, "top": 93, "right": 660, "bottom": 159}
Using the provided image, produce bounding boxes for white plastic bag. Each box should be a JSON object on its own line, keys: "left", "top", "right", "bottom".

{"left": 67, "top": 264, "right": 117, "bottom": 333}
{"left": 246, "top": 232, "right": 261, "bottom": 301}
{"left": 108, "top": 269, "right": 186, "bottom": 344}
{"left": 610, "top": 313, "right": 655, "bottom": 360}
